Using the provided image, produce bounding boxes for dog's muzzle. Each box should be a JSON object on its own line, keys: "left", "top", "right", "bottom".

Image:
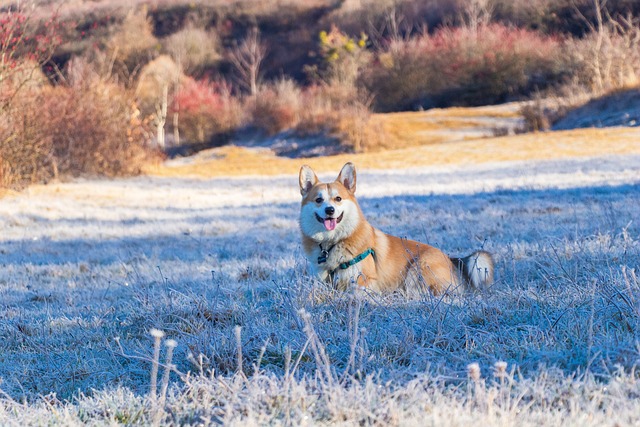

{"left": 315, "top": 212, "right": 343, "bottom": 231}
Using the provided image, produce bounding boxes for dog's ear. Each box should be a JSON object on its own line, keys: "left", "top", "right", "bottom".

{"left": 299, "top": 165, "right": 318, "bottom": 196}
{"left": 337, "top": 162, "right": 356, "bottom": 193}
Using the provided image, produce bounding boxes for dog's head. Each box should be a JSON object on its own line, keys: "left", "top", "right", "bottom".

{"left": 298, "top": 162, "right": 361, "bottom": 242}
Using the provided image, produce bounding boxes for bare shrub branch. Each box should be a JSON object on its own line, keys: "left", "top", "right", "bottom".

{"left": 229, "top": 27, "right": 266, "bottom": 97}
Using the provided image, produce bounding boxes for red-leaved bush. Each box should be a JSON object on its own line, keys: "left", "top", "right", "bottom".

{"left": 169, "top": 78, "right": 243, "bottom": 144}
{"left": 364, "top": 23, "right": 566, "bottom": 111}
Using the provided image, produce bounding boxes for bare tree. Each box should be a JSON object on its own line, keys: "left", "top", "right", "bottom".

{"left": 368, "top": 7, "right": 412, "bottom": 52}
{"left": 574, "top": 0, "right": 609, "bottom": 91}
{"left": 572, "top": 0, "right": 640, "bottom": 92}
{"left": 463, "top": 0, "right": 494, "bottom": 33}
{"left": 229, "top": 27, "right": 267, "bottom": 97}
{"left": 609, "top": 13, "right": 640, "bottom": 88}
{"left": 155, "top": 84, "right": 168, "bottom": 149}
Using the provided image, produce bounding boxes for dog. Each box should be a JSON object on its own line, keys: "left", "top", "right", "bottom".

{"left": 298, "top": 162, "right": 494, "bottom": 295}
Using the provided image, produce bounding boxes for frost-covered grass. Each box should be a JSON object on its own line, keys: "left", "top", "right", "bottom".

{"left": 0, "top": 155, "right": 639, "bottom": 425}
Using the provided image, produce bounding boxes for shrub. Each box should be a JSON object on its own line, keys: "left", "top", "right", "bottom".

{"left": 0, "top": 3, "right": 63, "bottom": 188}
{"left": 523, "top": 13, "right": 640, "bottom": 130}
{"left": 246, "top": 77, "right": 383, "bottom": 152}
{"left": 330, "top": 99, "right": 384, "bottom": 152}
{"left": 364, "top": 23, "right": 565, "bottom": 110}
{"left": 361, "top": 42, "right": 430, "bottom": 112}
{"left": 316, "top": 25, "right": 370, "bottom": 88}
{"left": 295, "top": 84, "right": 384, "bottom": 153}
{"left": 45, "top": 81, "right": 159, "bottom": 178}
{"left": 0, "top": 63, "right": 160, "bottom": 189}
{"left": 519, "top": 99, "right": 553, "bottom": 132}
{"left": 238, "top": 74, "right": 383, "bottom": 153}
{"left": 0, "top": 89, "right": 54, "bottom": 188}
{"left": 169, "top": 78, "right": 244, "bottom": 144}
{"left": 563, "top": 14, "right": 640, "bottom": 93}
{"left": 291, "top": 25, "right": 374, "bottom": 150}
{"left": 250, "top": 79, "right": 302, "bottom": 135}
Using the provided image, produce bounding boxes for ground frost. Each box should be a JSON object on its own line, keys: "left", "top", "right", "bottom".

{"left": 0, "top": 155, "right": 639, "bottom": 425}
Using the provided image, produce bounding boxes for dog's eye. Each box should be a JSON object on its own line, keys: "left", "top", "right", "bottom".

{"left": 335, "top": 196, "right": 342, "bottom": 202}
{"left": 315, "top": 197, "right": 323, "bottom": 204}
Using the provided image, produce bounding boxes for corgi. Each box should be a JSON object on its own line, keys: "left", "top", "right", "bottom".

{"left": 298, "top": 162, "right": 494, "bottom": 295}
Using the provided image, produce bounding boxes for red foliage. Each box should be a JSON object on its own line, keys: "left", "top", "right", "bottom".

{"left": 365, "top": 23, "right": 565, "bottom": 110}
{"left": 1, "top": 8, "right": 63, "bottom": 112}
{"left": 0, "top": 9, "right": 62, "bottom": 67}
{"left": 417, "top": 24, "right": 560, "bottom": 79}
{"left": 171, "top": 78, "right": 226, "bottom": 117}
{"left": 169, "top": 78, "right": 242, "bottom": 143}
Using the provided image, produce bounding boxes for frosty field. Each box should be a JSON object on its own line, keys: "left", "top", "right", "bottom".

{"left": 1, "top": 154, "right": 640, "bottom": 425}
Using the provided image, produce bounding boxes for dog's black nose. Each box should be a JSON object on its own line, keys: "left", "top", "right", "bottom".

{"left": 325, "top": 206, "right": 335, "bottom": 216}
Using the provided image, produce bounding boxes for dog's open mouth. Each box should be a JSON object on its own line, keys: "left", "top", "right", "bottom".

{"left": 315, "top": 212, "right": 344, "bottom": 231}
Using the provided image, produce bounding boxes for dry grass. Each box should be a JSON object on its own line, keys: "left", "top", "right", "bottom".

{"left": 425, "top": 104, "right": 524, "bottom": 119}
{"left": 148, "top": 107, "right": 640, "bottom": 178}
{"left": 371, "top": 103, "right": 523, "bottom": 150}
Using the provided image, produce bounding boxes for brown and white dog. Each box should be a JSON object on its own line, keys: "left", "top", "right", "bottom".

{"left": 298, "top": 162, "right": 494, "bottom": 295}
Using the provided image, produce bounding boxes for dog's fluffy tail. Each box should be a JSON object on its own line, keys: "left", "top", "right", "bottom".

{"left": 451, "top": 251, "right": 494, "bottom": 289}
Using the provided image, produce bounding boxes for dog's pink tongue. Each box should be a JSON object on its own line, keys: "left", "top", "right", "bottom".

{"left": 324, "top": 218, "right": 337, "bottom": 231}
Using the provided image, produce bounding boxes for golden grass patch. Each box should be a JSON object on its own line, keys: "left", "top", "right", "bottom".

{"left": 366, "top": 103, "right": 523, "bottom": 151}
{"left": 426, "top": 104, "right": 523, "bottom": 118}
{"left": 148, "top": 126, "right": 640, "bottom": 178}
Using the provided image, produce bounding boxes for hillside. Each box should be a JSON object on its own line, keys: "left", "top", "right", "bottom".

{"left": 553, "top": 89, "right": 640, "bottom": 130}
{"left": 2, "top": 0, "right": 640, "bottom": 188}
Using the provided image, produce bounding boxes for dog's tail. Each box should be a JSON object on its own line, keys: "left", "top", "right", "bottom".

{"left": 450, "top": 250, "right": 494, "bottom": 289}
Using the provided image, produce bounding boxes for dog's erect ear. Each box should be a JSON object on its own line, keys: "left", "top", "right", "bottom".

{"left": 337, "top": 162, "right": 356, "bottom": 193}
{"left": 299, "top": 165, "right": 318, "bottom": 196}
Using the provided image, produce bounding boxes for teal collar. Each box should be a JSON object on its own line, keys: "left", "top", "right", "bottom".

{"left": 331, "top": 248, "right": 375, "bottom": 275}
